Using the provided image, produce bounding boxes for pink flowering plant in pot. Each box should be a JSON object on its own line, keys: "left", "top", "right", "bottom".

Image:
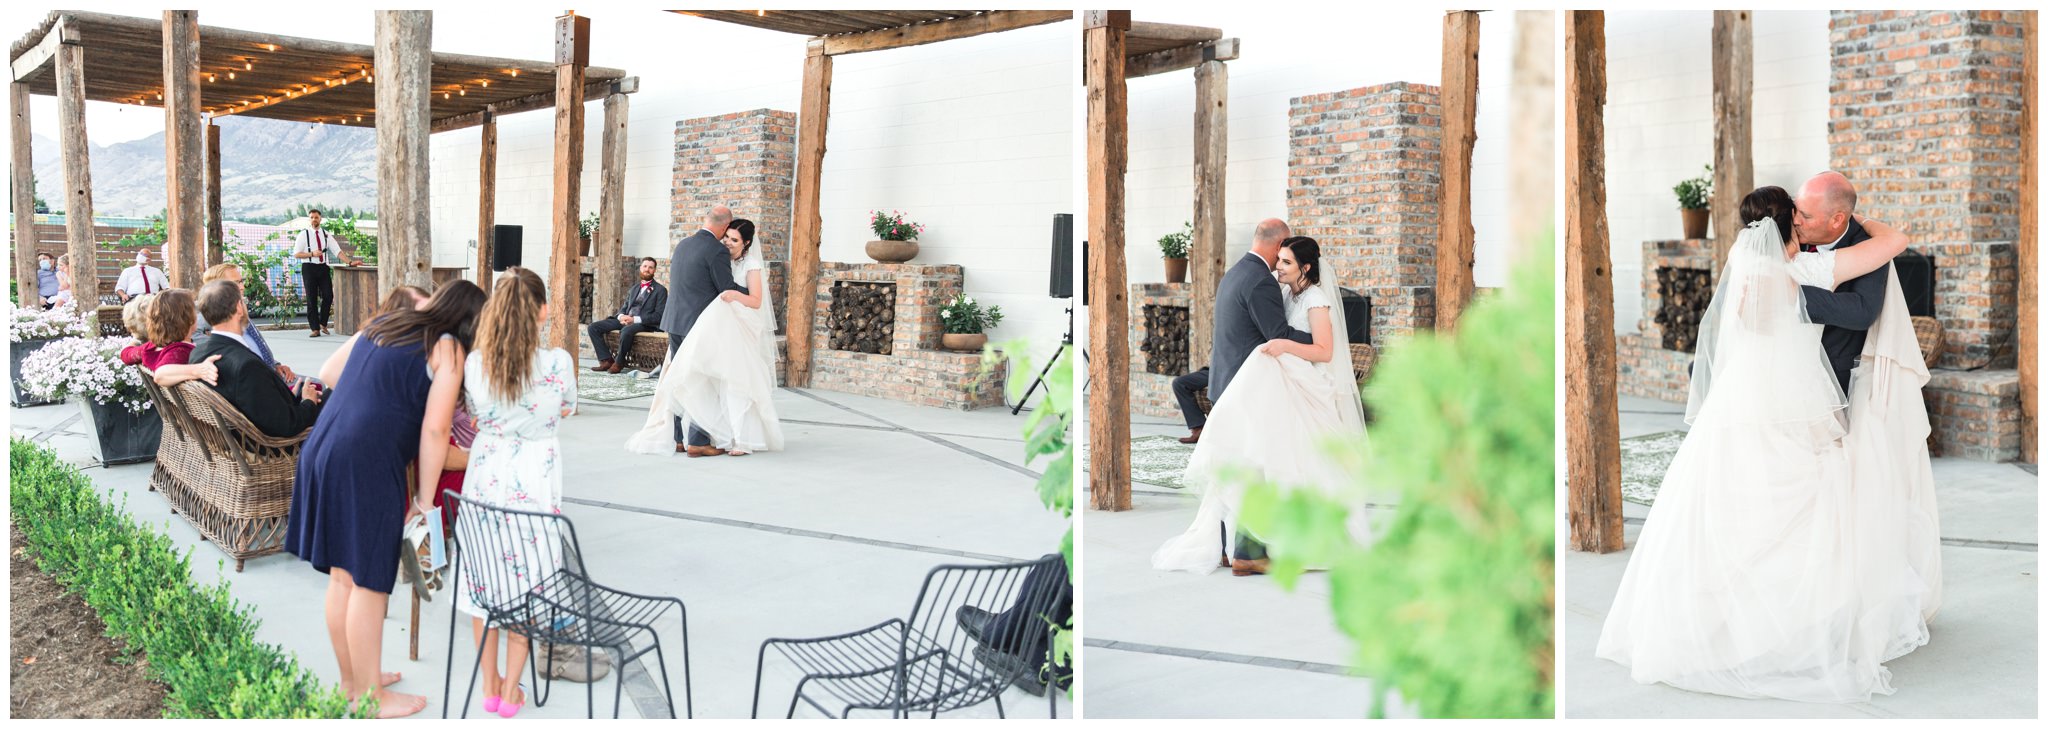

{"left": 866, "top": 210, "right": 926, "bottom": 263}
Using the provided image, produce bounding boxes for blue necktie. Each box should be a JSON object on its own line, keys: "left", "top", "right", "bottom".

{"left": 244, "top": 322, "right": 278, "bottom": 368}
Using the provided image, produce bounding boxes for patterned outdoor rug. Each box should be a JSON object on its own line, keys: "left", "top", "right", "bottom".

{"left": 578, "top": 370, "right": 658, "bottom": 402}
{"left": 1620, "top": 430, "right": 1687, "bottom": 506}
{"left": 1131, "top": 434, "right": 1194, "bottom": 489}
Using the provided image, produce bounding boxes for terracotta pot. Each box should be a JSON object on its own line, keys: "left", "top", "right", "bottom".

{"left": 1680, "top": 207, "right": 1710, "bottom": 240}
{"left": 867, "top": 239, "right": 919, "bottom": 263}
{"left": 1163, "top": 257, "right": 1188, "bottom": 284}
{"left": 941, "top": 333, "right": 988, "bottom": 352}
{"left": 579, "top": 235, "right": 593, "bottom": 258}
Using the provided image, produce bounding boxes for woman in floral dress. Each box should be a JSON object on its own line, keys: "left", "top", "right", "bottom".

{"left": 454, "top": 267, "right": 577, "bottom": 717}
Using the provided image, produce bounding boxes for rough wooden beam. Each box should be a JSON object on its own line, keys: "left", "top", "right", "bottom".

{"left": 784, "top": 40, "right": 832, "bottom": 388}
{"left": 2022, "top": 10, "right": 2037, "bottom": 463}
{"left": 55, "top": 19, "right": 98, "bottom": 320}
{"left": 1125, "top": 38, "right": 1238, "bottom": 80}
{"left": 428, "top": 76, "right": 625, "bottom": 134}
{"left": 1085, "top": 10, "right": 1132, "bottom": 512}
{"left": 475, "top": 110, "right": 496, "bottom": 293}
{"left": 205, "top": 120, "right": 222, "bottom": 266}
{"left": 1509, "top": 10, "right": 1555, "bottom": 258}
{"left": 1127, "top": 21, "right": 1220, "bottom": 45}
{"left": 820, "top": 10, "right": 1069, "bottom": 56}
{"left": 1710, "top": 10, "right": 1753, "bottom": 273}
{"left": 162, "top": 10, "right": 204, "bottom": 289}
{"left": 1565, "top": 10, "right": 1622, "bottom": 553}
{"left": 374, "top": 11, "right": 434, "bottom": 297}
{"left": 546, "top": 12, "right": 589, "bottom": 372}
{"left": 10, "top": 82, "right": 35, "bottom": 300}
{"left": 1438, "top": 11, "right": 1479, "bottom": 331}
{"left": 10, "top": 16, "right": 65, "bottom": 83}
{"left": 1189, "top": 58, "right": 1227, "bottom": 372}
{"left": 594, "top": 91, "right": 628, "bottom": 320}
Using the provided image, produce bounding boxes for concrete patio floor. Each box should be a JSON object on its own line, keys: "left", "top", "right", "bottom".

{"left": 1564, "top": 396, "right": 2038, "bottom": 719}
{"left": 1076, "top": 411, "right": 1383, "bottom": 719}
{"left": 9, "top": 326, "right": 1071, "bottom": 719}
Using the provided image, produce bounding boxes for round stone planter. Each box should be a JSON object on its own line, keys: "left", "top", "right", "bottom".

{"left": 941, "top": 333, "right": 988, "bottom": 352}
{"left": 1163, "top": 257, "right": 1188, "bottom": 284}
{"left": 78, "top": 397, "right": 162, "bottom": 466}
{"left": 1680, "top": 207, "right": 1710, "bottom": 240}
{"left": 10, "top": 337, "right": 59, "bottom": 407}
{"left": 866, "top": 239, "right": 920, "bottom": 264}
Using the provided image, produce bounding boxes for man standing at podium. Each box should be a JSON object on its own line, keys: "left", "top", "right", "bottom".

{"left": 292, "top": 209, "right": 346, "bottom": 337}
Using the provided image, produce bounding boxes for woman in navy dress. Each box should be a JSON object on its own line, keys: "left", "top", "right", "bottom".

{"left": 286, "top": 281, "right": 484, "bottom": 718}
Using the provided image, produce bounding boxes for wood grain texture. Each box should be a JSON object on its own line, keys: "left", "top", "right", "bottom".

{"left": 545, "top": 12, "right": 587, "bottom": 371}
{"left": 1509, "top": 10, "right": 1555, "bottom": 259}
{"left": 373, "top": 10, "right": 434, "bottom": 298}
{"left": 11, "top": 82, "right": 35, "bottom": 297}
{"left": 475, "top": 111, "right": 496, "bottom": 293}
{"left": 1437, "top": 10, "right": 1480, "bottom": 331}
{"left": 1124, "top": 37, "right": 1237, "bottom": 79}
{"left": 162, "top": 10, "right": 204, "bottom": 289}
{"left": 1565, "top": 10, "right": 1623, "bottom": 553}
{"left": 1086, "top": 12, "right": 1132, "bottom": 512}
{"left": 819, "top": 10, "right": 1068, "bottom": 56}
{"left": 56, "top": 21, "right": 99, "bottom": 320}
{"left": 594, "top": 91, "right": 629, "bottom": 320}
{"left": 2021, "top": 10, "right": 2037, "bottom": 463}
{"left": 1710, "top": 10, "right": 1753, "bottom": 274}
{"left": 784, "top": 42, "right": 832, "bottom": 388}
{"left": 1189, "top": 58, "right": 1227, "bottom": 372}
{"left": 205, "top": 121, "right": 222, "bottom": 266}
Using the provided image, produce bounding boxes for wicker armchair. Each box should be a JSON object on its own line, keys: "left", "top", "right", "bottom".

{"left": 1911, "top": 316, "right": 1942, "bottom": 369}
{"left": 141, "top": 371, "right": 308, "bottom": 571}
{"left": 1194, "top": 342, "right": 1379, "bottom": 416}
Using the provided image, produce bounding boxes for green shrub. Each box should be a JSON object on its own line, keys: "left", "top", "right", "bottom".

{"left": 9, "top": 439, "right": 367, "bottom": 718}
{"left": 981, "top": 342, "right": 1073, "bottom": 675}
{"left": 1240, "top": 236, "right": 1556, "bottom": 719}
{"left": 1673, "top": 164, "right": 1713, "bottom": 210}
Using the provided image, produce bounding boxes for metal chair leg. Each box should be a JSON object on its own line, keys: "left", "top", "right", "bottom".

{"left": 751, "top": 641, "right": 772, "bottom": 718}
{"left": 787, "top": 676, "right": 814, "bottom": 719}
{"left": 653, "top": 639, "right": 678, "bottom": 720}
{"left": 677, "top": 603, "right": 694, "bottom": 719}
{"left": 995, "top": 691, "right": 1006, "bottom": 719}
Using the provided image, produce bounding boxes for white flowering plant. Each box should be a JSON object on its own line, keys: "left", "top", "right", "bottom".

{"left": 18, "top": 334, "right": 154, "bottom": 413}
{"left": 9, "top": 303, "right": 92, "bottom": 343}
{"left": 938, "top": 294, "right": 1002, "bottom": 335}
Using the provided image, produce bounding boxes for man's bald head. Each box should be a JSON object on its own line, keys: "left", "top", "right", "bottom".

{"left": 1249, "top": 218, "right": 1291, "bottom": 269}
{"left": 1793, "top": 171, "right": 1857, "bottom": 244}
{"left": 704, "top": 205, "right": 734, "bottom": 237}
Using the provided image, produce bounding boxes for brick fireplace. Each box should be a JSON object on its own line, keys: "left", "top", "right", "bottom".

{"left": 1126, "top": 284, "right": 1191, "bottom": 419}
{"left": 807, "top": 262, "right": 1003, "bottom": 410}
{"left": 1617, "top": 238, "right": 1713, "bottom": 401}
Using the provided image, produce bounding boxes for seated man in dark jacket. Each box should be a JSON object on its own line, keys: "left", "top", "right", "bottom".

{"left": 588, "top": 257, "right": 669, "bottom": 374}
{"left": 191, "top": 279, "right": 323, "bottom": 437}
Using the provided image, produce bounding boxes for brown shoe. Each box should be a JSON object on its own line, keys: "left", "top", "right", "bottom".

{"left": 1178, "top": 427, "right": 1203, "bottom": 445}
{"left": 1230, "top": 558, "right": 1270, "bottom": 577}
{"left": 605, "top": 361, "right": 624, "bottom": 375}
{"left": 675, "top": 443, "right": 689, "bottom": 454}
{"left": 685, "top": 445, "right": 728, "bottom": 458}
{"left": 591, "top": 359, "right": 614, "bottom": 372}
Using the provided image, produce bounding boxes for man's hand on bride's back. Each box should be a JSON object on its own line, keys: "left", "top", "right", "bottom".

{"left": 719, "top": 291, "right": 741, "bottom": 303}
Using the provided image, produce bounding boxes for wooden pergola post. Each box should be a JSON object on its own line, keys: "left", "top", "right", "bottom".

{"left": 785, "top": 39, "right": 832, "bottom": 388}
{"left": 1437, "top": 10, "right": 1479, "bottom": 331}
{"left": 373, "top": 10, "right": 434, "bottom": 295}
{"left": 162, "top": 10, "right": 204, "bottom": 289}
{"left": 205, "top": 121, "right": 222, "bottom": 266}
{"left": 54, "top": 18, "right": 97, "bottom": 319}
{"left": 10, "top": 82, "right": 34, "bottom": 297}
{"left": 546, "top": 12, "right": 589, "bottom": 367}
{"left": 1710, "top": 10, "right": 1753, "bottom": 272}
{"left": 475, "top": 109, "right": 497, "bottom": 292}
{"left": 1188, "top": 55, "right": 1226, "bottom": 372}
{"left": 593, "top": 85, "right": 629, "bottom": 320}
{"left": 2022, "top": 10, "right": 2037, "bottom": 463}
{"left": 1086, "top": 10, "right": 1132, "bottom": 512}
{"left": 1566, "top": 10, "right": 1623, "bottom": 553}
{"left": 1509, "top": 10, "right": 1556, "bottom": 258}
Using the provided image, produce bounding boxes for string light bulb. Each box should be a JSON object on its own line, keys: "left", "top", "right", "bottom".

{"left": 228, "top": 72, "right": 236, "bottom": 80}
{"left": 244, "top": 61, "right": 253, "bottom": 70}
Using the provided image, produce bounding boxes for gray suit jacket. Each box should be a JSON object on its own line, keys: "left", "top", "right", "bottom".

{"left": 1209, "top": 252, "right": 1311, "bottom": 400}
{"left": 618, "top": 280, "right": 669, "bottom": 330}
{"left": 662, "top": 228, "right": 747, "bottom": 347}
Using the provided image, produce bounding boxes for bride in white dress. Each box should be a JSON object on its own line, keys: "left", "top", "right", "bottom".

{"left": 1152, "top": 236, "right": 1367, "bottom": 574}
{"left": 626, "top": 218, "right": 785, "bottom": 456}
{"left": 1596, "top": 186, "right": 1938, "bottom": 703}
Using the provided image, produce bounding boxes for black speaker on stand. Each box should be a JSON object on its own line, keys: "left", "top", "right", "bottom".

{"left": 1015, "top": 214, "right": 1077, "bottom": 415}
{"left": 492, "top": 224, "right": 523, "bottom": 271}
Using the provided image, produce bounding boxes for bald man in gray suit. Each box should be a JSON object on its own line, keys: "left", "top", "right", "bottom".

{"left": 1208, "top": 217, "right": 1313, "bottom": 573}
{"left": 664, "top": 205, "right": 749, "bottom": 456}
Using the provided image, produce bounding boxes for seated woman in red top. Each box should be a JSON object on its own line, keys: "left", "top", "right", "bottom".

{"left": 120, "top": 290, "right": 221, "bottom": 387}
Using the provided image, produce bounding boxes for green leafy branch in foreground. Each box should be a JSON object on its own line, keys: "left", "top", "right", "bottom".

{"left": 1239, "top": 237, "right": 1556, "bottom": 719}
{"left": 10, "top": 439, "right": 368, "bottom": 718}
{"left": 979, "top": 341, "right": 1074, "bottom": 672}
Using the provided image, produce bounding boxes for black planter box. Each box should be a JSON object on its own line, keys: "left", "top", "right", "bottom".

{"left": 10, "top": 337, "right": 59, "bottom": 407}
{"left": 79, "top": 398, "right": 162, "bottom": 465}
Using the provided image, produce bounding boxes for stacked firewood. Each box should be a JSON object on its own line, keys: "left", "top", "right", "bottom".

{"left": 1654, "top": 266, "right": 1712, "bottom": 353}
{"left": 829, "top": 281, "right": 896, "bottom": 355}
{"left": 1141, "top": 304, "right": 1190, "bottom": 375}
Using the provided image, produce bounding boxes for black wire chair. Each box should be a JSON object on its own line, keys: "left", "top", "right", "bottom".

{"left": 751, "top": 554, "right": 1069, "bottom": 719}
{"left": 438, "top": 491, "right": 693, "bottom": 719}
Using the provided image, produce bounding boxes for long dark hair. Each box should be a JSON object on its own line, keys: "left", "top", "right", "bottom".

{"left": 379, "top": 285, "right": 430, "bottom": 316}
{"left": 361, "top": 279, "right": 487, "bottom": 354}
{"left": 475, "top": 268, "right": 548, "bottom": 403}
{"left": 729, "top": 218, "right": 756, "bottom": 258}
{"left": 1740, "top": 186, "right": 1795, "bottom": 244}
{"left": 1281, "top": 236, "right": 1321, "bottom": 286}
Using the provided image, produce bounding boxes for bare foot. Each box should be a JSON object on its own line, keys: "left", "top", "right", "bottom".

{"left": 727, "top": 450, "right": 751, "bottom": 457}
{"left": 372, "top": 689, "right": 428, "bottom": 719}
{"left": 381, "top": 671, "right": 402, "bottom": 688}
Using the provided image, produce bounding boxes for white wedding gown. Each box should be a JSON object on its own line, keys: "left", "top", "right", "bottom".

{"left": 1151, "top": 281, "right": 1369, "bottom": 574}
{"left": 1596, "top": 220, "right": 1940, "bottom": 703}
{"left": 625, "top": 248, "right": 785, "bottom": 454}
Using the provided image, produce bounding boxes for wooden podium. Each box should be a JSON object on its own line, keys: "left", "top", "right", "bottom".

{"left": 331, "top": 266, "right": 467, "bottom": 336}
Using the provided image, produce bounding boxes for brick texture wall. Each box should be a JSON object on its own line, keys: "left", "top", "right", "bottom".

{"left": 1286, "top": 82, "right": 1442, "bottom": 344}
{"left": 1127, "top": 283, "right": 1192, "bottom": 420}
{"left": 1616, "top": 238, "right": 1714, "bottom": 402}
{"left": 671, "top": 109, "right": 797, "bottom": 265}
{"left": 806, "top": 262, "right": 1003, "bottom": 410}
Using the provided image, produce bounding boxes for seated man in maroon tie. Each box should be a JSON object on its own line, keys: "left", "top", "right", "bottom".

{"left": 587, "top": 257, "right": 668, "bottom": 374}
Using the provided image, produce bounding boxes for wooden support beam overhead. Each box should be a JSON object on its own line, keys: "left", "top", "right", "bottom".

{"left": 162, "top": 10, "right": 204, "bottom": 289}
{"left": 1085, "top": 10, "right": 1132, "bottom": 512}
{"left": 593, "top": 90, "right": 629, "bottom": 320}
{"left": 374, "top": 10, "right": 434, "bottom": 297}
{"left": 1710, "top": 10, "right": 1753, "bottom": 274}
{"left": 1565, "top": 10, "right": 1623, "bottom": 553}
{"left": 55, "top": 18, "right": 98, "bottom": 320}
{"left": 1437, "top": 10, "right": 1479, "bottom": 331}
{"left": 10, "top": 82, "right": 35, "bottom": 299}
{"left": 1189, "top": 58, "right": 1227, "bottom": 372}
{"left": 819, "top": 10, "right": 1070, "bottom": 56}
{"left": 476, "top": 110, "right": 496, "bottom": 293}
{"left": 1127, "top": 21, "right": 1221, "bottom": 44}
{"left": 546, "top": 11, "right": 589, "bottom": 374}
{"left": 428, "top": 76, "right": 630, "bottom": 134}
{"left": 10, "top": 17, "right": 66, "bottom": 83}
{"left": 2021, "top": 10, "right": 2037, "bottom": 463}
{"left": 1125, "top": 37, "right": 1238, "bottom": 80}
{"left": 205, "top": 121, "right": 222, "bottom": 266}
{"left": 784, "top": 40, "right": 832, "bottom": 388}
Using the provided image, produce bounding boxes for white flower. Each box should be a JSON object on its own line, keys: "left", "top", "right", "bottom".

{"left": 940, "top": 310, "right": 952, "bottom": 319}
{"left": 964, "top": 296, "right": 975, "bottom": 305}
